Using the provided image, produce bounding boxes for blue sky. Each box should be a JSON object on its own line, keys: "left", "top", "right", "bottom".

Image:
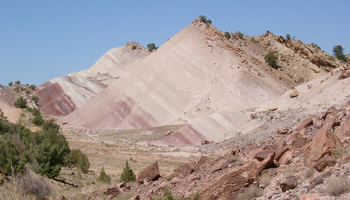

{"left": 1, "top": 0, "right": 349, "bottom": 86}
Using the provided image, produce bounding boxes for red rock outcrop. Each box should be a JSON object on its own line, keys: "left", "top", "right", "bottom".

{"left": 303, "top": 108, "right": 342, "bottom": 168}
{"left": 137, "top": 162, "right": 161, "bottom": 184}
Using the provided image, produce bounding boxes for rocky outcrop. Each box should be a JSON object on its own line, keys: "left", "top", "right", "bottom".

{"left": 303, "top": 108, "right": 342, "bottom": 168}
{"left": 137, "top": 162, "right": 161, "bottom": 184}
{"left": 103, "top": 185, "right": 121, "bottom": 199}
{"left": 338, "top": 70, "right": 350, "bottom": 79}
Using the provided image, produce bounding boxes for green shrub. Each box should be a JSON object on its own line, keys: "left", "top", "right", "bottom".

{"left": 32, "top": 115, "right": 44, "bottom": 126}
{"left": 224, "top": 31, "right": 231, "bottom": 40}
{"left": 147, "top": 43, "right": 157, "bottom": 51}
{"left": 132, "top": 45, "right": 137, "bottom": 50}
{"left": 33, "top": 131, "right": 70, "bottom": 178}
{"left": 0, "top": 139, "right": 20, "bottom": 175}
{"left": 97, "top": 167, "right": 111, "bottom": 183}
{"left": 199, "top": 15, "right": 212, "bottom": 25}
{"left": 65, "top": 149, "right": 90, "bottom": 173}
{"left": 29, "top": 84, "right": 36, "bottom": 90}
{"left": 199, "top": 15, "right": 207, "bottom": 23}
{"left": 14, "top": 97, "right": 27, "bottom": 108}
{"left": 333, "top": 45, "right": 349, "bottom": 63}
{"left": 31, "top": 96, "right": 39, "bottom": 105}
{"left": 311, "top": 43, "right": 321, "bottom": 50}
{"left": 15, "top": 80, "right": 20, "bottom": 85}
{"left": 162, "top": 187, "right": 175, "bottom": 200}
{"left": 42, "top": 121, "right": 59, "bottom": 132}
{"left": 286, "top": 33, "right": 291, "bottom": 40}
{"left": 265, "top": 53, "right": 278, "bottom": 69}
{"left": 120, "top": 161, "right": 136, "bottom": 182}
{"left": 8, "top": 82, "right": 13, "bottom": 86}
{"left": 237, "top": 31, "right": 244, "bottom": 39}
{"left": 251, "top": 37, "right": 257, "bottom": 43}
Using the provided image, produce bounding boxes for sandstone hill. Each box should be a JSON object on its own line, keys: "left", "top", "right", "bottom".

{"left": 59, "top": 18, "right": 340, "bottom": 137}
{"left": 34, "top": 42, "right": 148, "bottom": 116}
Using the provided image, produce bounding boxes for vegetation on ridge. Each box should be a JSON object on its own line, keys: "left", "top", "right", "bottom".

{"left": 264, "top": 53, "right": 279, "bottom": 69}
{"left": 333, "top": 45, "right": 348, "bottom": 63}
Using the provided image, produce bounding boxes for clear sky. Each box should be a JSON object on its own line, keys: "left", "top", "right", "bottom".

{"left": 1, "top": 0, "right": 349, "bottom": 86}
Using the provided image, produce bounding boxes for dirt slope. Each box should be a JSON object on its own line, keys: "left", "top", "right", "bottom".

{"left": 0, "top": 99, "right": 21, "bottom": 123}
{"left": 35, "top": 42, "right": 148, "bottom": 116}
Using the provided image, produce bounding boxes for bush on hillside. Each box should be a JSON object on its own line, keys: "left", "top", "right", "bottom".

{"left": 33, "top": 129, "right": 70, "bottom": 178}
{"left": 251, "top": 37, "right": 257, "bottom": 43}
{"left": 333, "top": 45, "right": 348, "bottom": 63}
{"left": 286, "top": 33, "right": 291, "bottom": 40}
{"left": 14, "top": 97, "right": 26, "bottom": 108}
{"left": 198, "top": 15, "right": 212, "bottom": 25}
{"left": 29, "top": 84, "right": 36, "bottom": 90}
{"left": 224, "top": 31, "right": 231, "bottom": 40}
{"left": 15, "top": 80, "right": 20, "bottom": 85}
{"left": 265, "top": 53, "right": 278, "bottom": 69}
{"left": 120, "top": 160, "right": 136, "bottom": 182}
{"left": 311, "top": 42, "right": 321, "bottom": 50}
{"left": 97, "top": 167, "right": 111, "bottom": 183}
{"left": 147, "top": 43, "right": 157, "bottom": 51}
{"left": 8, "top": 82, "right": 13, "bottom": 86}
{"left": 32, "top": 115, "right": 44, "bottom": 126}
{"left": 64, "top": 149, "right": 90, "bottom": 173}
{"left": 237, "top": 31, "right": 244, "bottom": 39}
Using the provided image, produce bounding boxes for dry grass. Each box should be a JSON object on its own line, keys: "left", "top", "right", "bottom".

{"left": 0, "top": 175, "right": 36, "bottom": 200}
{"left": 56, "top": 125, "right": 201, "bottom": 198}
{"left": 283, "top": 166, "right": 296, "bottom": 178}
{"left": 237, "top": 185, "right": 263, "bottom": 200}
{"left": 331, "top": 147, "right": 350, "bottom": 159}
{"left": 227, "top": 156, "right": 245, "bottom": 166}
{"left": 258, "top": 172, "right": 271, "bottom": 188}
{"left": 323, "top": 177, "right": 350, "bottom": 196}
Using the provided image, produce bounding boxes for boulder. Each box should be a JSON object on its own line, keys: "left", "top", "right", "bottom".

{"left": 312, "top": 155, "right": 336, "bottom": 172}
{"left": 289, "top": 88, "right": 299, "bottom": 98}
{"left": 274, "top": 146, "right": 290, "bottom": 165}
{"left": 129, "top": 195, "right": 140, "bottom": 200}
{"left": 211, "top": 159, "right": 228, "bottom": 172}
{"left": 334, "top": 118, "right": 350, "bottom": 138}
{"left": 173, "top": 163, "right": 195, "bottom": 177}
{"left": 303, "top": 108, "right": 342, "bottom": 167}
{"left": 137, "top": 162, "right": 161, "bottom": 184}
{"left": 197, "top": 156, "right": 210, "bottom": 166}
{"left": 56, "top": 195, "right": 67, "bottom": 200}
{"left": 338, "top": 70, "right": 350, "bottom": 79}
{"left": 103, "top": 184, "right": 120, "bottom": 199}
{"left": 299, "top": 193, "right": 321, "bottom": 200}
{"left": 201, "top": 139, "right": 213, "bottom": 145}
{"left": 277, "top": 127, "right": 289, "bottom": 134}
{"left": 280, "top": 175, "right": 298, "bottom": 192}
{"left": 254, "top": 150, "right": 274, "bottom": 162}
{"left": 200, "top": 152, "right": 275, "bottom": 200}
{"left": 279, "top": 151, "right": 294, "bottom": 165}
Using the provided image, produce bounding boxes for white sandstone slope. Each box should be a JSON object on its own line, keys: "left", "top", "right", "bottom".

{"left": 61, "top": 21, "right": 292, "bottom": 131}
{"left": 35, "top": 42, "right": 148, "bottom": 116}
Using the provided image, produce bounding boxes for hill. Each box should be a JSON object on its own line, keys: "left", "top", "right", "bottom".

{"left": 60, "top": 19, "right": 339, "bottom": 133}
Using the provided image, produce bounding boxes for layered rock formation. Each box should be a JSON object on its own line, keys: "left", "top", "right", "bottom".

{"left": 35, "top": 42, "right": 148, "bottom": 116}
